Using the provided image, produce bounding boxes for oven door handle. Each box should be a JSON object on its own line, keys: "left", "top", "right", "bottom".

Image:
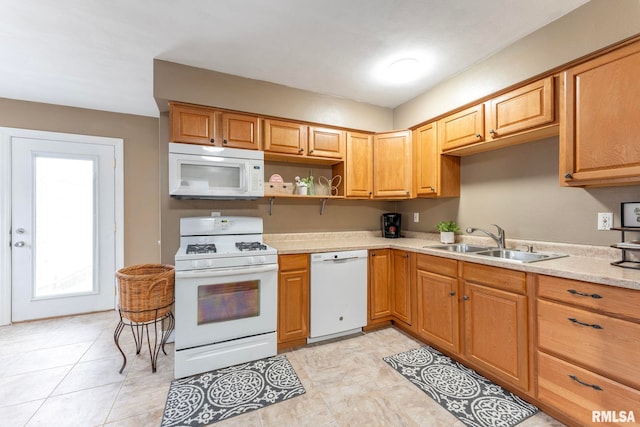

{"left": 176, "top": 263, "right": 278, "bottom": 279}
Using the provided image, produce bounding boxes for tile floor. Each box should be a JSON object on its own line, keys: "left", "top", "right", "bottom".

{"left": 0, "top": 311, "right": 566, "bottom": 427}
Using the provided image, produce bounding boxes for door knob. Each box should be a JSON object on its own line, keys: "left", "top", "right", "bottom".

{"left": 14, "top": 241, "right": 25, "bottom": 247}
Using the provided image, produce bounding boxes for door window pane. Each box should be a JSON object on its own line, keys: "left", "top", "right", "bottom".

{"left": 34, "top": 156, "right": 95, "bottom": 298}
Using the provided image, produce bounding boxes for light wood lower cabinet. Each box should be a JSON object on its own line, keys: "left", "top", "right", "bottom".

{"left": 277, "top": 254, "right": 309, "bottom": 350}
{"left": 538, "top": 351, "right": 640, "bottom": 427}
{"left": 463, "top": 281, "right": 529, "bottom": 391}
{"left": 415, "top": 254, "right": 460, "bottom": 354}
{"left": 390, "top": 250, "right": 413, "bottom": 326}
{"left": 536, "top": 275, "right": 640, "bottom": 425}
{"left": 368, "top": 249, "right": 392, "bottom": 326}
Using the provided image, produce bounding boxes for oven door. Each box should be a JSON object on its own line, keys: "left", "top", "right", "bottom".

{"left": 174, "top": 263, "right": 277, "bottom": 350}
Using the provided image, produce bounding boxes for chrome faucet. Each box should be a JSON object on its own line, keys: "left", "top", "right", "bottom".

{"left": 466, "top": 224, "right": 506, "bottom": 249}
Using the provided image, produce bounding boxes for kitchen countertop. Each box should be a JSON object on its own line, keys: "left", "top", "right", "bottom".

{"left": 264, "top": 231, "right": 640, "bottom": 291}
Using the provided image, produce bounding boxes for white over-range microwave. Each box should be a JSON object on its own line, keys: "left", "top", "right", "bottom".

{"left": 168, "top": 142, "right": 264, "bottom": 199}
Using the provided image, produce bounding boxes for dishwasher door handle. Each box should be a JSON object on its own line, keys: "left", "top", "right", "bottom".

{"left": 325, "top": 256, "right": 360, "bottom": 263}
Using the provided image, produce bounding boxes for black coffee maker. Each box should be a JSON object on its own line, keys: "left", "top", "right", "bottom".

{"left": 381, "top": 213, "right": 401, "bottom": 238}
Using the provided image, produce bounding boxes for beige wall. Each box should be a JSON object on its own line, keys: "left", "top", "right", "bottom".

{"left": 153, "top": 59, "right": 394, "bottom": 132}
{"left": 394, "top": 0, "right": 640, "bottom": 129}
{"left": 400, "top": 138, "right": 640, "bottom": 246}
{"left": 0, "top": 97, "right": 161, "bottom": 265}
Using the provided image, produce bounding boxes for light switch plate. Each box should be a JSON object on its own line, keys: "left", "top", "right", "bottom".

{"left": 413, "top": 212, "right": 419, "bottom": 223}
{"left": 597, "top": 212, "right": 613, "bottom": 230}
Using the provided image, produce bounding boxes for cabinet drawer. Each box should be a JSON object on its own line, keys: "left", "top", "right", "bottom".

{"left": 279, "top": 254, "right": 309, "bottom": 272}
{"left": 416, "top": 254, "right": 457, "bottom": 277}
{"left": 538, "top": 351, "right": 640, "bottom": 427}
{"left": 538, "top": 275, "right": 640, "bottom": 321}
{"left": 537, "top": 299, "right": 640, "bottom": 389}
{"left": 462, "top": 262, "right": 526, "bottom": 294}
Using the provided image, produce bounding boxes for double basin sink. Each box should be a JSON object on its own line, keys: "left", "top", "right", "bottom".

{"left": 427, "top": 243, "right": 567, "bottom": 263}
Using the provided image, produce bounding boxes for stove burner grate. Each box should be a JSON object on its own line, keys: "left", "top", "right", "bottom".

{"left": 186, "top": 244, "right": 217, "bottom": 254}
{"left": 235, "top": 241, "right": 267, "bottom": 251}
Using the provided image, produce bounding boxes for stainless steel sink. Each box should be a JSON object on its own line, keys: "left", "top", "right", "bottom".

{"left": 473, "top": 249, "right": 567, "bottom": 263}
{"left": 428, "top": 244, "right": 491, "bottom": 253}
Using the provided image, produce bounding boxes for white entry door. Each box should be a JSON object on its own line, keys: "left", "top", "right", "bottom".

{"left": 11, "top": 135, "right": 118, "bottom": 321}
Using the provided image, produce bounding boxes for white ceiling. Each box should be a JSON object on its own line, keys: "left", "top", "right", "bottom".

{"left": 0, "top": 0, "right": 589, "bottom": 118}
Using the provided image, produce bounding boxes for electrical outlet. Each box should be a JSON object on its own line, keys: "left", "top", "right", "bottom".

{"left": 413, "top": 212, "right": 419, "bottom": 223}
{"left": 597, "top": 212, "right": 613, "bottom": 230}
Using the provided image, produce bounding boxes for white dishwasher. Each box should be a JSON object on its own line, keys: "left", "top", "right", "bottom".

{"left": 308, "top": 249, "right": 368, "bottom": 344}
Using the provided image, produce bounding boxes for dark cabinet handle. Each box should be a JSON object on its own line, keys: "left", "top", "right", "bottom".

{"left": 567, "top": 289, "right": 602, "bottom": 299}
{"left": 564, "top": 172, "right": 573, "bottom": 179}
{"left": 489, "top": 129, "right": 497, "bottom": 136}
{"left": 475, "top": 133, "right": 481, "bottom": 138}
{"left": 210, "top": 138, "right": 215, "bottom": 144}
{"left": 463, "top": 295, "right": 469, "bottom": 301}
{"left": 309, "top": 149, "right": 314, "bottom": 153}
{"left": 223, "top": 139, "right": 228, "bottom": 144}
{"left": 371, "top": 253, "right": 376, "bottom": 257}
{"left": 298, "top": 148, "right": 304, "bottom": 153}
{"left": 568, "top": 374, "right": 603, "bottom": 391}
{"left": 403, "top": 254, "right": 409, "bottom": 259}
{"left": 450, "top": 291, "right": 456, "bottom": 296}
{"left": 568, "top": 317, "right": 603, "bottom": 329}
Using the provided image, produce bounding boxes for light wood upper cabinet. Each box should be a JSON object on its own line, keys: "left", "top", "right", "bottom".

{"left": 373, "top": 130, "right": 412, "bottom": 199}
{"left": 561, "top": 39, "right": 640, "bottom": 187}
{"left": 413, "top": 122, "right": 460, "bottom": 198}
{"left": 441, "top": 77, "right": 557, "bottom": 156}
{"left": 170, "top": 102, "right": 218, "bottom": 145}
{"left": 220, "top": 112, "right": 261, "bottom": 150}
{"left": 263, "top": 119, "right": 307, "bottom": 156}
{"left": 440, "top": 104, "right": 485, "bottom": 152}
{"left": 308, "top": 126, "right": 345, "bottom": 159}
{"left": 343, "top": 131, "right": 373, "bottom": 198}
{"left": 170, "top": 103, "right": 261, "bottom": 149}
{"left": 487, "top": 77, "right": 554, "bottom": 139}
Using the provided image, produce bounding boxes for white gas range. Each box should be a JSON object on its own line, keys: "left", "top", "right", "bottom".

{"left": 174, "top": 216, "right": 278, "bottom": 379}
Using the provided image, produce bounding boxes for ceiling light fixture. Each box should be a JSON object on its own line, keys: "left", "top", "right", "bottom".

{"left": 386, "top": 57, "right": 420, "bottom": 83}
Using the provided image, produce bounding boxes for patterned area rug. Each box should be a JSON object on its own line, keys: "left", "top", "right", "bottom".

{"left": 161, "top": 355, "right": 305, "bottom": 426}
{"left": 383, "top": 346, "right": 538, "bottom": 427}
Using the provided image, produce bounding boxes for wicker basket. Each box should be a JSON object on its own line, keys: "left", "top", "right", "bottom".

{"left": 115, "top": 264, "right": 175, "bottom": 323}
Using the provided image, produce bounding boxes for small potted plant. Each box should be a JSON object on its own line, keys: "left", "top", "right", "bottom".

{"left": 435, "top": 220, "right": 460, "bottom": 244}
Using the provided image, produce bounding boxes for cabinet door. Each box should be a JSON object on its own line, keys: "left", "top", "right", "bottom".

{"left": 414, "top": 123, "right": 438, "bottom": 196}
{"left": 368, "top": 249, "right": 391, "bottom": 321}
{"left": 487, "top": 77, "right": 554, "bottom": 139}
{"left": 413, "top": 123, "right": 461, "bottom": 198}
{"left": 373, "top": 130, "right": 412, "bottom": 198}
{"left": 278, "top": 255, "right": 309, "bottom": 345}
{"left": 463, "top": 282, "right": 529, "bottom": 391}
{"left": 308, "top": 126, "right": 345, "bottom": 159}
{"left": 390, "top": 250, "right": 412, "bottom": 325}
{"left": 221, "top": 112, "right": 260, "bottom": 150}
{"left": 345, "top": 132, "right": 373, "bottom": 198}
{"left": 263, "top": 119, "right": 308, "bottom": 155}
{"left": 170, "top": 103, "right": 217, "bottom": 145}
{"left": 440, "top": 104, "right": 484, "bottom": 152}
{"left": 561, "top": 40, "right": 640, "bottom": 186}
{"left": 416, "top": 269, "right": 460, "bottom": 354}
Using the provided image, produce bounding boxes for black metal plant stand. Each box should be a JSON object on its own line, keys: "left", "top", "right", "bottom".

{"left": 113, "top": 302, "right": 175, "bottom": 374}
